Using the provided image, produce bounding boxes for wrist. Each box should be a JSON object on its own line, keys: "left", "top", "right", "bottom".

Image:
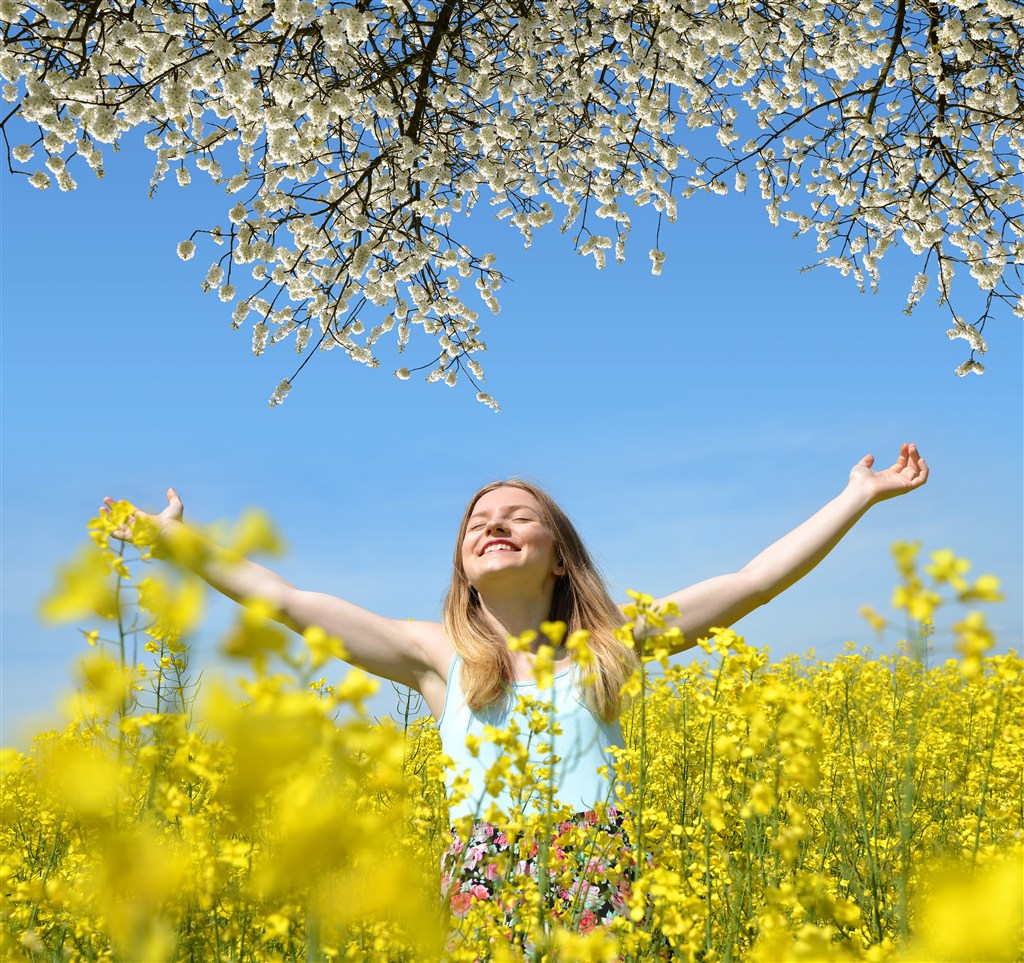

{"left": 158, "top": 517, "right": 183, "bottom": 537}
{"left": 841, "top": 478, "right": 878, "bottom": 512}
{"left": 153, "top": 518, "right": 202, "bottom": 566}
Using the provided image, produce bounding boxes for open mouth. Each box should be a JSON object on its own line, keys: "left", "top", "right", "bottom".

{"left": 481, "top": 540, "right": 518, "bottom": 555}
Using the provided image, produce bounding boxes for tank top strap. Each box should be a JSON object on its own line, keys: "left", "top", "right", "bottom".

{"left": 437, "top": 651, "right": 462, "bottom": 728}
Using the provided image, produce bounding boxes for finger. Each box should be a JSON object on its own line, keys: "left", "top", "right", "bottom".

{"left": 860, "top": 454, "right": 875, "bottom": 468}
{"left": 914, "top": 455, "right": 929, "bottom": 485}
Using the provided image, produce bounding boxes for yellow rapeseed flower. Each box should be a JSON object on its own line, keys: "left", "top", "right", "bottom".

{"left": 924, "top": 548, "right": 971, "bottom": 590}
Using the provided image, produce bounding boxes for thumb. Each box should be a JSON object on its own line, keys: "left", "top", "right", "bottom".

{"left": 859, "top": 454, "right": 875, "bottom": 468}
{"left": 167, "top": 487, "right": 183, "bottom": 507}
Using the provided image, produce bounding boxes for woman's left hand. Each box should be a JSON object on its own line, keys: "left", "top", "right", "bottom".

{"left": 849, "top": 443, "right": 929, "bottom": 504}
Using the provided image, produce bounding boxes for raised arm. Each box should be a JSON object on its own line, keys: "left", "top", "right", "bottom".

{"left": 649, "top": 444, "right": 929, "bottom": 651}
{"left": 103, "top": 488, "right": 450, "bottom": 691}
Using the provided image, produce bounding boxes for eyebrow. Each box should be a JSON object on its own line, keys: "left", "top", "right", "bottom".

{"left": 468, "top": 504, "right": 539, "bottom": 521}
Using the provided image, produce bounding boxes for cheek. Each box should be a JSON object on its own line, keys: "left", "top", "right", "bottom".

{"left": 538, "top": 537, "right": 562, "bottom": 572}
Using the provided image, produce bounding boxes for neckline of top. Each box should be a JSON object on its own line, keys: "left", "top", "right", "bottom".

{"left": 511, "top": 664, "right": 574, "bottom": 687}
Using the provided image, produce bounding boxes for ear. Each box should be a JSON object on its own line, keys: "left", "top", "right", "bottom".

{"left": 553, "top": 557, "right": 566, "bottom": 577}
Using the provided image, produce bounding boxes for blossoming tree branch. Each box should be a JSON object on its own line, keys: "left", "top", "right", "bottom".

{"left": 2, "top": 0, "right": 1021, "bottom": 403}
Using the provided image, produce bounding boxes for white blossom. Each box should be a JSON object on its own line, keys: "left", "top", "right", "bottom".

{"left": 268, "top": 378, "right": 292, "bottom": 406}
{"left": 946, "top": 321, "right": 988, "bottom": 354}
{"left": 232, "top": 300, "right": 252, "bottom": 327}
{"left": 954, "top": 359, "right": 985, "bottom": 377}
{"left": 2, "top": 0, "right": 1019, "bottom": 403}
{"left": 252, "top": 321, "right": 269, "bottom": 356}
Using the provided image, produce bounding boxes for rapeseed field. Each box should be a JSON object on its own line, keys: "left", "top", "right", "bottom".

{"left": 2, "top": 505, "right": 1020, "bottom": 961}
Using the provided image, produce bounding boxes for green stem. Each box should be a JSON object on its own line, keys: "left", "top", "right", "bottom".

{"left": 306, "top": 910, "right": 321, "bottom": 963}
{"left": 843, "top": 677, "right": 883, "bottom": 942}
{"left": 971, "top": 683, "right": 1005, "bottom": 865}
{"left": 895, "top": 662, "right": 919, "bottom": 942}
{"left": 704, "top": 713, "right": 716, "bottom": 956}
{"left": 24, "top": 807, "right": 65, "bottom": 933}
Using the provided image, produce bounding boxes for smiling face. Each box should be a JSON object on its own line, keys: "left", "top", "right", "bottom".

{"left": 459, "top": 486, "right": 565, "bottom": 593}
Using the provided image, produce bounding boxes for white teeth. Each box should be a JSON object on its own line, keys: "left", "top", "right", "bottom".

{"left": 484, "top": 543, "right": 515, "bottom": 554}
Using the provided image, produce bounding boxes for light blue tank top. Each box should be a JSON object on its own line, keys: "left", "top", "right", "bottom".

{"left": 437, "top": 653, "right": 626, "bottom": 823}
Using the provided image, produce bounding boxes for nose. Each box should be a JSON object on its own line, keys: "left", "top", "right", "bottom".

{"left": 484, "top": 516, "right": 510, "bottom": 536}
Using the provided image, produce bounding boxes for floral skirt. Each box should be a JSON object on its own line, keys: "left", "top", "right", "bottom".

{"left": 440, "top": 806, "right": 635, "bottom": 936}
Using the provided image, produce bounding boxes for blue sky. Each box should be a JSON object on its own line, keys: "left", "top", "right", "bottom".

{"left": 2, "top": 136, "right": 1021, "bottom": 742}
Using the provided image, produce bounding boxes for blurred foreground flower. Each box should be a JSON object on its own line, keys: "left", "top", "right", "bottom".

{"left": 1, "top": 520, "right": 1020, "bottom": 961}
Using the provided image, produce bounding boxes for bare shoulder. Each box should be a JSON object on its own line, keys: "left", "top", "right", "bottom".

{"left": 406, "top": 619, "right": 454, "bottom": 679}
{"left": 405, "top": 620, "right": 454, "bottom": 721}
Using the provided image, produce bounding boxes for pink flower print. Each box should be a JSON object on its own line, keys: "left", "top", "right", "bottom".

{"left": 480, "top": 823, "right": 495, "bottom": 838}
{"left": 451, "top": 838, "right": 465, "bottom": 855}
{"left": 450, "top": 892, "right": 472, "bottom": 918}
{"left": 584, "top": 809, "right": 599, "bottom": 825}
{"left": 469, "top": 883, "right": 490, "bottom": 900}
{"left": 527, "top": 840, "right": 538, "bottom": 858}
{"left": 466, "top": 844, "right": 487, "bottom": 869}
{"left": 495, "top": 832, "right": 508, "bottom": 846}
{"left": 484, "top": 861, "right": 500, "bottom": 881}
{"left": 578, "top": 909, "right": 599, "bottom": 933}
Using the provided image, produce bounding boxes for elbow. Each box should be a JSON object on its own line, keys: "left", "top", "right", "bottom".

{"left": 271, "top": 584, "right": 306, "bottom": 634}
{"left": 694, "top": 571, "right": 772, "bottom": 639}
{"left": 738, "top": 566, "right": 777, "bottom": 611}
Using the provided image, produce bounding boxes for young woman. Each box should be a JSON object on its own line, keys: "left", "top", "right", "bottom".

{"left": 104, "top": 443, "right": 928, "bottom": 932}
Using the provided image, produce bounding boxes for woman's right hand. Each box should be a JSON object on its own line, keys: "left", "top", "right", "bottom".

{"left": 102, "top": 487, "right": 183, "bottom": 543}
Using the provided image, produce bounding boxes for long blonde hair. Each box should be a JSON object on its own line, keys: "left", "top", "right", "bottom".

{"left": 441, "top": 480, "right": 639, "bottom": 723}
